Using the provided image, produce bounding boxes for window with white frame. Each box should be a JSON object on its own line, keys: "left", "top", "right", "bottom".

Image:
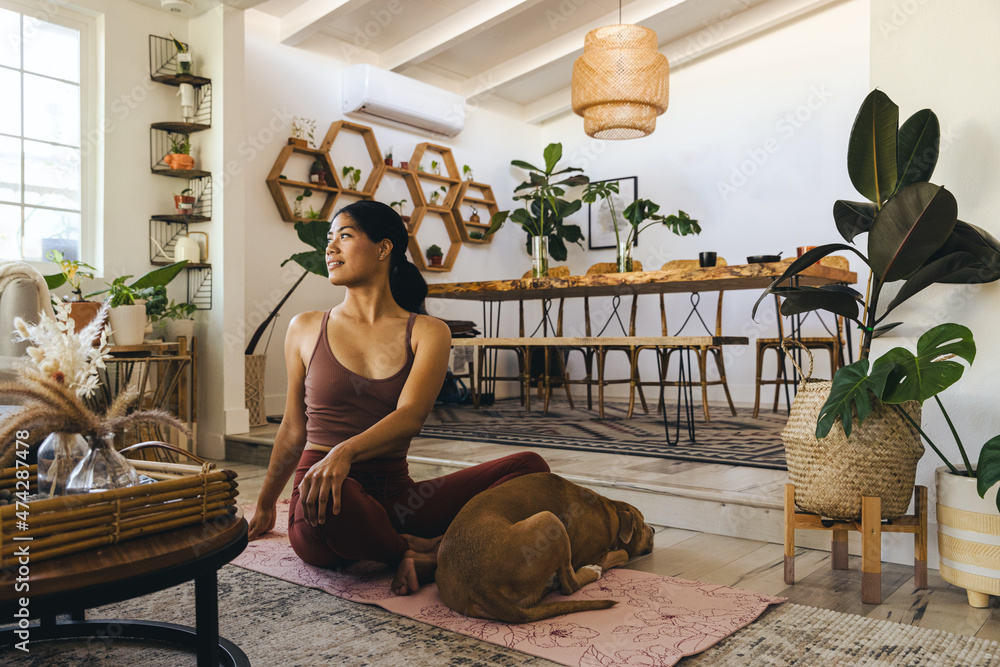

{"left": 0, "top": 4, "right": 88, "bottom": 263}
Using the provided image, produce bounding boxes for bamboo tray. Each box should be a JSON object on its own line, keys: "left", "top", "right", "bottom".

{"left": 0, "top": 460, "right": 239, "bottom": 568}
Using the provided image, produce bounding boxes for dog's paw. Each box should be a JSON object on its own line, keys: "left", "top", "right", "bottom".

{"left": 581, "top": 564, "right": 603, "bottom": 578}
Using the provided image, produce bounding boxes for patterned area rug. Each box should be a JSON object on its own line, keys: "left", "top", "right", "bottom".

{"left": 229, "top": 501, "right": 784, "bottom": 667}
{"left": 6, "top": 567, "right": 998, "bottom": 665}
{"left": 420, "top": 400, "right": 789, "bottom": 471}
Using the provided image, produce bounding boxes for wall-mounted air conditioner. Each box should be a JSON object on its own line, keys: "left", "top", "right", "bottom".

{"left": 342, "top": 64, "right": 465, "bottom": 138}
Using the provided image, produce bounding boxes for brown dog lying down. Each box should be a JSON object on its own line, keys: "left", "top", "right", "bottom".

{"left": 436, "top": 472, "right": 654, "bottom": 623}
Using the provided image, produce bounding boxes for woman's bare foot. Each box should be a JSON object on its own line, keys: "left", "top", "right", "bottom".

{"left": 401, "top": 533, "right": 442, "bottom": 554}
{"left": 391, "top": 549, "right": 438, "bottom": 596}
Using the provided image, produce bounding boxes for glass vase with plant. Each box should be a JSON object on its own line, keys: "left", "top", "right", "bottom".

{"left": 582, "top": 181, "right": 700, "bottom": 272}
{"left": 487, "top": 143, "right": 589, "bottom": 276}
{"left": 170, "top": 34, "right": 191, "bottom": 75}
{"left": 462, "top": 164, "right": 473, "bottom": 181}
{"left": 290, "top": 116, "right": 316, "bottom": 148}
{"left": 342, "top": 166, "right": 362, "bottom": 191}
{"left": 293, "top": 188, "right": 312, "bottom": 218}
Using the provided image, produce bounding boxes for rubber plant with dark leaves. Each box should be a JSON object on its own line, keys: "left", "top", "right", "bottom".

{"left": 487, "top": 143, "right": 589, "bottom": 262}
{"left": 753, "top": 89, "right": 1000, "bottom": 503}
{"left": 245, "top": 220, "right": 327, "bottom": 356}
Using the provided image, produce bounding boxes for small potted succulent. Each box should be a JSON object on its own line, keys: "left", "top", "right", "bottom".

{"left": 384, "top": 147, "right": 393, "bottom": 166}
{"left": 174, "top": 188, "right": 196, "bottom": 215}
{"left": 469, "top": 231, "right": 485, "bottom": 240}
{"left": 426, "top": 244, "right": 444, "bottom": 267}
{"left": 309, "top": 158, "right": 326, "bottom": 185}
{"left": 164, "top": 133, "right": 193, "bottom": 170}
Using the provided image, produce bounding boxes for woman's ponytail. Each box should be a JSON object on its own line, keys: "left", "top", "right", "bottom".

{"left": 333, "top": 200, "right": 429, "bottom": 313}
{"left": 389, "top": 256, "right": 428, "bottom": 314}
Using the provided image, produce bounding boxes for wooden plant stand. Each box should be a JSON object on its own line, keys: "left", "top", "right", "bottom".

{"left": 783, "top": 483, "right": 928, "bottom": 604}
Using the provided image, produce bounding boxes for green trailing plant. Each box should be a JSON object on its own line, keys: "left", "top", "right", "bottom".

{"left": 44, "top": 250, "right": 97, "bottom": 301}
{"left": 425, "top": 244, "right": 443, "bottom": 258}
{"left": 293, "top": 187, "right": 312, "bottom": 218}
{"left": 581, "top": 181, "right": 701, "bottom": 249}
{"left": 487, "top": 143, "right": 589, "bottom": 262}
{"left": 469, "top": 231, "right": 484, "bottom": 240}
{"left": 754, "top": 89, "right": 1000, "bottom": 360}
{"left": 245, "top": 220, "right": 328, "bottom": 356}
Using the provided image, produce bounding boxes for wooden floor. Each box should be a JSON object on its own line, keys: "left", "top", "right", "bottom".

{"left": 223, "top": 416, "right": 1000, "bottom": 643}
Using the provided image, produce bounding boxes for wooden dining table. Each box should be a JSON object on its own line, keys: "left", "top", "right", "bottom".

{"left": 425, "top": 261, "right": 857, "bottom": 442}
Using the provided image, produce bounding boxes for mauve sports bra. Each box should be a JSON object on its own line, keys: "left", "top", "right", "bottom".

{"left": 303, "top": 310, "right": 417, "bottom": 448}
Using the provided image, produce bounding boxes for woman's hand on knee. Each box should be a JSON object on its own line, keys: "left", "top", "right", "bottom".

{"left": 301, "top": 449, "right": 351, "bottom": 526}
{"left": 248, "top": 503, "right": 277, "bottom": 541}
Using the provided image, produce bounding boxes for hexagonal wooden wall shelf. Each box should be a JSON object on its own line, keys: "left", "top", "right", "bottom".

{"left": 375, "top": 166, "right": 424, "bottom": 229}
{"left": 407, "top": 207, "right": 461, "bottom": 273}
{"left": 266, "top": 142, "right": 339, "bottom": 222}
{"left": 321, "top": 120, "right": 384, "bottom": 198}
{"left": 453, "top": 180, "right": 499, "bottom": 244}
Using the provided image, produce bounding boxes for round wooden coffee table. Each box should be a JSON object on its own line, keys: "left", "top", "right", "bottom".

{"left": 1, "top": 509, "right": 249, "bottom": 666}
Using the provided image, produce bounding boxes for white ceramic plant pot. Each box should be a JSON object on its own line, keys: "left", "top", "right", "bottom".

{"left": 108, "top": 304, "right": 147, "bottom": 346}
{"left": 168, "top": 318, "right": 195, "bottom": 342}
{"left": 936, "top": 466, "right": 1000, "bottom": 607}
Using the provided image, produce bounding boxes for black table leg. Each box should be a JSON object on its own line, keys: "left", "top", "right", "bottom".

{"left": 195, "top": 570, "right": 220, "bottom": 667}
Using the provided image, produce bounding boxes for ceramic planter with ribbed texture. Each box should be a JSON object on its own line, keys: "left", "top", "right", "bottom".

{"left": 936, "top": 466, "right": 1000, "bottom": 607}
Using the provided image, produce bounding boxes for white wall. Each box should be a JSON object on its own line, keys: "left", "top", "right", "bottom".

{"left": 540, "top": 0, "right": 871, "bottom": 404}
{"left": 242, "top": 11, "right": 541, "bottom": 415}
{"left": 870, "top": 0, "right": 1000, "bottom": 566}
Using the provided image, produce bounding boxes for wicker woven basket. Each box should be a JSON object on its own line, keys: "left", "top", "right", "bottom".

{"left": 245, "top": 353, "right": 268, "bottom": 427}
{"left": 0, "top": 459, "right": 238, "bottom": 568}
{"left": 779, "top": 342, "right": 923, "bottom": 520}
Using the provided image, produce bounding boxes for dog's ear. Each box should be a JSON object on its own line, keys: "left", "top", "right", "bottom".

{"left": 617, "top": 509, "right": 635, "bottom": 544}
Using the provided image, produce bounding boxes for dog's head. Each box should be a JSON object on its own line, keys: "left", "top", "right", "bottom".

{"left": 612, "top": 501, "right": 654, "bottom": 556}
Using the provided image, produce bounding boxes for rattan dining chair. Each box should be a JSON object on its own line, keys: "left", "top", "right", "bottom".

{"left": 752, "top": 256, "right": 849, "bottom": 418}
{"left": 631, "top": 258, "right": 738, "bottom": 422}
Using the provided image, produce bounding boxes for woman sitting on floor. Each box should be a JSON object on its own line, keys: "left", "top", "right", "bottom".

{"left": 248, "top": 200, "right": 549, "bottom": 595}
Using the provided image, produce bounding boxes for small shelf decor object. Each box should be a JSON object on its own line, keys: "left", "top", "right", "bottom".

{"left": 290, "top": 116, "right": 316, "bottom": 148}
{"left": 784, "top": 483, "right": 928, "bottom": 605}
{"left": 572, "top": 23, "right": 669, "bottom": 140}
{"left": 426, "top": 244, "right": 444, "bottom": 267}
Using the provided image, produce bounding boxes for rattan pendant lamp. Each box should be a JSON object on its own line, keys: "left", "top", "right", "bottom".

{"left": 571, "top": 2, "right": 669, "bottom": 140}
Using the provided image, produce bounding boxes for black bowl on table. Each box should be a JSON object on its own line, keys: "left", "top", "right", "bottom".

{"left": 747, "top": 254, "right": 782, "bottom": 263}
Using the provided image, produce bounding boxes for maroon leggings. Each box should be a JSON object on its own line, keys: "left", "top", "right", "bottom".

{"left": 288, "top": 450, "right": 549, "bottom": 568}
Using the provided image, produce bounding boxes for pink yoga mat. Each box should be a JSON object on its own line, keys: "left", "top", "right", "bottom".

{"left": 236, "top": 501, "right": 784, "bottom": 666}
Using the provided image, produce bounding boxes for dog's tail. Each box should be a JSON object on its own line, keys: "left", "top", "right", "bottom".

{"left": 517, "top": 599, "right": 617, "bottom": 623}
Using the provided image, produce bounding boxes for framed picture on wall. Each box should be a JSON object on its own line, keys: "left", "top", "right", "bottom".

{"left": 587, "top": 176, "right": 638, "bottom": 250}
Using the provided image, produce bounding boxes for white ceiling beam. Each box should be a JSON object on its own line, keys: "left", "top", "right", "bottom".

{"left": 279, "top": 0, "right": 368, "bottom": 46}
{"left": 380, "top": 0, "right": 545, "bottom": 72}
{"left": 522, "top": 0, "right": 841, "bottom": 124}
{"left": 459, "top": 0, "right": 689, "bottom": 99}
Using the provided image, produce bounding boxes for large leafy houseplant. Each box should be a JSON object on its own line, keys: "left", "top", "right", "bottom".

{"left": 487, "top": 143, "right": 589, "bottom": 264}
{"left": 245, "top": 220, "right": 327, "bottom": 356}
{"left": 755, "top": 89, "right": 1000, "bottom": 505}
{"left": 581, "top": 180, "right": 701, "bottom": 271}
